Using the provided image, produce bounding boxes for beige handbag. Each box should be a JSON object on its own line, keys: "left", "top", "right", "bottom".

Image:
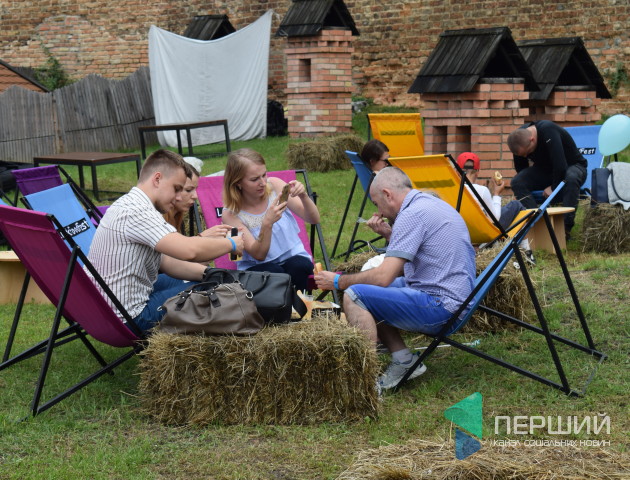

{"left": 158, "top": 281, "right": 264, "bottom": 336}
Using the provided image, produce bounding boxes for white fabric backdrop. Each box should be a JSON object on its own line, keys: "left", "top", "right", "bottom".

{"left": 148, "top": 10, "right": 272, "bottom": 147}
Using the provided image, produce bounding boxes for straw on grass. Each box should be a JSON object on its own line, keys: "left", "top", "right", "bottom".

{"left": 138, "top": 312, "right": 380, "bottom": 426}
{"left": 582, "top": 203, "right": 630, "bottom": 254}
{"left": 286, "top": 134, "right": 365, "bottom": 172}
{"left": 336, "top": 439, "right": 630, "bottom": 480}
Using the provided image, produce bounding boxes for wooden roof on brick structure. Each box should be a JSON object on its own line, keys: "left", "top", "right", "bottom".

{"left": 0, "top": 60, "right": 48, "bottom": 94}
{"left": 276, "top": 0, "right": 359, "bottom": 37}
{"left": 517, "top": 37, "right": 611, "bottom": 100}
{"left": 183, "top": 14, "right": 236, "bottom": 40}
{"left": 408, "top": 27, "right": 538, "bottom": 94}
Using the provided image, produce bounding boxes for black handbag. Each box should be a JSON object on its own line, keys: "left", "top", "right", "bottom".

{"left": 591, "top": 167, "right": 610, "bottom": 203}
{"left": 202, "top": 267, "right": 307, "bottom": 324}
{"left": 157, "top": 280, "right": 264, "bottom": 336}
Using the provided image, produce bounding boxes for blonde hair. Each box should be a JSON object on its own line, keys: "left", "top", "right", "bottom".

{"left": 222, "top": 148, "right": 270, "bottom": 213}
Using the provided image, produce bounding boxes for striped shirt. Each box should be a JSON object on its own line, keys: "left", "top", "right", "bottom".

{"left": 385, "top": 189, "right": 476, "bottom": 315}
{"left": 87, "top": 187, "right": 176, "bottom": 319}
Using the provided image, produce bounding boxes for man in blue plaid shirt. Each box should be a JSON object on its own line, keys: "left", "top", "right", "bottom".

{"left": 316, "top": 167, "right": 475, "bottom": 390}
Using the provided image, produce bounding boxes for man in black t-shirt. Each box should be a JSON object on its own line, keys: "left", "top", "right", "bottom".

{"left": 507, "top": 120, "right": 587, "bottom": 238}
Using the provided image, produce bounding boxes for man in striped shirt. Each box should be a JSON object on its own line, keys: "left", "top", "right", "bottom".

{"left": 88, "top": 149, "right": 243, "bottom": 332}
{"left": 315, "top": 167, "right": 476, "bottom": 390}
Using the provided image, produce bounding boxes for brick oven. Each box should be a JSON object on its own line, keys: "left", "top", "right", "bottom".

{"left": 408, "top": 27, "right": 539, "bottom": 180}
{"left": 277, "top": 0, "right": 359, "bottom": 137}
{"left": 408, "top": 27, "right": 611, "bottom": 182}
{"left": 518, "top": 36, "right": 611, "bottom": 126}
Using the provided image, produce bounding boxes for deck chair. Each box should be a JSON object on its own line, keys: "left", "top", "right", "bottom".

{"left": 12, "top": 165, "right": 106, "bottom": 224}
{"left": 332, "top": 151, "right": 386, "bottom": 260}
{"left": 0, "top": 204, "right": 143, "bottom": 416}
{"left": 389, "top": 154, "right": 528, "bottom": 245}
{"left": 367, "top": 113, "right": 424, "bottom": 157}
{"left": 529, "top": 125, "right": 603, "bottom": 203}
{"left": 197, "top": 169, "right": 338, "bottom": 303}
{"left": 23, "top": 183, "right": 96, "bottom": 259}
{"left": 394, "top": 182, "right": 606, "bottom": 394}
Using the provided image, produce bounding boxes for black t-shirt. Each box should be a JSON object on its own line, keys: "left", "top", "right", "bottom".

{"left": 513, "top": 120, "right": 587, "bottom": 188}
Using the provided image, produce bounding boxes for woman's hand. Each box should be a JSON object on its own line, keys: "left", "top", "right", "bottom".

{"left": 263, "top": 199, "right": 287, "bottom": 226}
{"left": 288, "top": 180, "right": 307, "bottom": 199}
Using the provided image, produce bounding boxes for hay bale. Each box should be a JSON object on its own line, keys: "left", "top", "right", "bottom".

{"left": 286, "top": 134, "right": 364, "bottom": 172}
{"left": 461, "top": 243, "right": 530, "bottom": 334}
{"left": 138, "top": 313, "right": 380, "bottom": 425}
{"left": 582, "top": 203, "right": 630, "bottom": 254}
{"left": 337, "top": 439, "right": 630, "bottom": 480}
{"left": 334, "top": 251, "right": 380, "bottom": 274}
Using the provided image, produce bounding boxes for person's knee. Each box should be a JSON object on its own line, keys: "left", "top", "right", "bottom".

{"left": 510, "top": 173, "right": 527, "bottom": 192}
{"left": 564, "top": 167, "right": 586, "bottom": 187}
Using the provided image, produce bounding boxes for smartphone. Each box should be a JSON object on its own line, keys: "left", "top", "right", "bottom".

{"left": 277, "top": 184, "right": 291, "bottom": 205}
{"left": 229, "top": 227, "right": 239, "bottom": 261}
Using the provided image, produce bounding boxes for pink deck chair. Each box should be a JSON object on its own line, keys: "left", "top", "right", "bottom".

{"left": 0, "top": 204, "right": 142, "bottom": 416}
{"left": 197, "top": 169, "right": 337, "bottom": 302}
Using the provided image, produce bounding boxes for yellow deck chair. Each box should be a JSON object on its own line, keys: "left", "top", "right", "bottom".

{"left": 389, "top": 154, "right": 528, "bottom": 245}
{"left": 368, "top": 113, "right": 424, "bottom": 157}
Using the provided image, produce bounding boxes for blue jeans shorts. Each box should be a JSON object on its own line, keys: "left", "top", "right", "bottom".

{"left": 345, "top": 277, "right": 454, "bottom": 336}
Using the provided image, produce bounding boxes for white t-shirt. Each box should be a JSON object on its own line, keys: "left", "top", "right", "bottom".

{"left": 470, "top": 183, "right": 502, "bottom": 220}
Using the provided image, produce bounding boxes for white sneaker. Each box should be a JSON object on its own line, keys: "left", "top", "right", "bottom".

{"left": 378, "top": 354, "right": 427, "bottom": 390}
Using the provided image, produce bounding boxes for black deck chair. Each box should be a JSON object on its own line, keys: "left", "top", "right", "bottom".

{"left": 394, "top": 182, "right": 607, "bottom": 396}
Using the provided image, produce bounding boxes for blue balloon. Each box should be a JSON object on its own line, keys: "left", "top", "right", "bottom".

{"left": 598, "top": 114, "right": 630, "bottom": 156}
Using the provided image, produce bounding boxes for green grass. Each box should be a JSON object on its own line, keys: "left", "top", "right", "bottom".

{"left": 1, "top": 107, "right": 629, "bottom": 478}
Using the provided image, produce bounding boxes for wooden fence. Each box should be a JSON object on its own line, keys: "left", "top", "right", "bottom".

{"left": 0, "top": 66, "right": 157, "bottom": 163}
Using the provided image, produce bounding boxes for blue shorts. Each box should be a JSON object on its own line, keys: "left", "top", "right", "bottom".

{"left": 346, "top": 277, "right": 454, "bottom": 336}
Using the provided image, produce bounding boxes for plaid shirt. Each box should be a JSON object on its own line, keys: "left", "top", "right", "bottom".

{"left": 385, "top": 189, "right": 476, "bottom": 315}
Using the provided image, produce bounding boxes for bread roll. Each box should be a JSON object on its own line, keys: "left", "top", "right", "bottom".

{"left": 494, "top": 171, "right": 503, "bottom": 184}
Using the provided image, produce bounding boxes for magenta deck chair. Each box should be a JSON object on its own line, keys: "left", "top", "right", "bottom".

{"left": 197, "top": 169, "right": 336, "bottom": 300}
{"left": 0, "top": 204, "right": 142, "bottom": 416}
{"left": 197, "top": 170, "right": 314, "bottom": 270}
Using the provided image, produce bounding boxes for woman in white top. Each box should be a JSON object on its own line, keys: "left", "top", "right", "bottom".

{"left": 221, "top": 148, "right": 320, "bottom": 292}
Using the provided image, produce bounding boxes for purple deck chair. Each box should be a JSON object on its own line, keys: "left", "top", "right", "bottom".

{"left": 0, "top": 204, "right": 143, "bottom": 416}
{"left": 13, "top": 165, "right": 108, "bottom": 224}
{"left": 197, "top": 169, "right": 337, "bottom": 303}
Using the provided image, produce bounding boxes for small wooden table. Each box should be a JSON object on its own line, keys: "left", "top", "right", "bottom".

{"left": 138, "top": 120, "right": 231, "bottom": 161}
{"left": 527, "top": 207, "right": 575, "bottom": 253}
{"left": 33, "top": 152, "right": 141, "bottom": 201}
{"left": 0, "top": 251, "right": 49, "bottom": 304}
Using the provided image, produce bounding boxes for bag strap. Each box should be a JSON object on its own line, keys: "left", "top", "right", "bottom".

{"left": 292, "top": 288, "right": 307, "bottom": 319}
{"left": 609, "top": 167, "right": 630, "bottom": 202}
{"left": 202, "top": 267, "right": 239, "bottom": 284}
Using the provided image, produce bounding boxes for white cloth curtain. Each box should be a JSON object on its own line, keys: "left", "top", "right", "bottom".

{"left": 148, "top": 10, "right": 272, "bottom": 146}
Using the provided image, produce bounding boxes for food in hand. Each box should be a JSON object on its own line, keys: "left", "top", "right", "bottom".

{"left": 494, "top": 171, "right": 503, "bottom": 184}
{"left": 277, "top": 184, "right": 291, "bottom": 204}
{"left": 314, "top": 262, "right": 323, "bottom": 274}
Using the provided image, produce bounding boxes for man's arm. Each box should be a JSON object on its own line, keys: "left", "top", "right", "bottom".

{"left": 159, "top": 254, "right": 206, "bottom": 281}
{"left": 542, "top": 127, "right": 569, "bottom": 188}
{"left": 315, "top": 256, "right": 405, "bottom": 290}
{"left": 155, "top": 232, "right": 243, "bottom": 263}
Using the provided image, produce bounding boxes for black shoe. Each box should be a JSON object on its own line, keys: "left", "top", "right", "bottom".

{"left": 523, "top": 250, "right": 536, "bottom": 266}
{"left": 565, "top": 231, "right": 572, "bottom": 242}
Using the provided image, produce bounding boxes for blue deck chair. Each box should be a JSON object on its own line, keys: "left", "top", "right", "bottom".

{"left": 531, "top": 125, "right": 602, "bottom": 203}
{"left": 395, "top": 182, "right": 606, "bottom": 395}
{"left": 23, "top": 183, "right": 96, "bottom": 259}
{"left": 331, "top": 151, "right": 387, "bottom": 260}
{"left": 12, "top": 165, "right": 106, "bottom": 225}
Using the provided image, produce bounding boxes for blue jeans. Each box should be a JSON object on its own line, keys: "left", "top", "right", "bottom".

{"left": 346, "top": 277, "right": 454, "bottom": 336}
{"left": 133, "top": 274, "right": 190, "bottom": 333}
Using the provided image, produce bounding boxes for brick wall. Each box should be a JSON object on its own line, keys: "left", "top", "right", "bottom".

{"left": 0, "top": 0, "right": 627, "bottom": 114}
